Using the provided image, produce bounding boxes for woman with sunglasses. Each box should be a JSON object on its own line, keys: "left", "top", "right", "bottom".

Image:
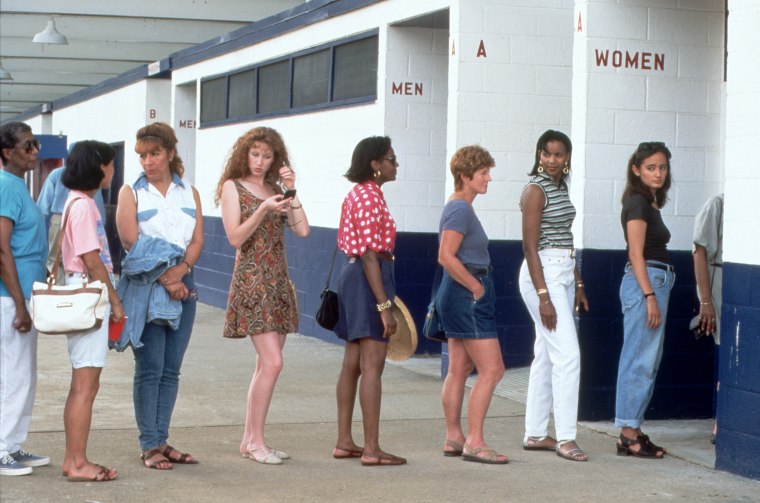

{"left": 0, "top": 123, "right": 49, "bottom": 476}
{"left": 216, "top": 127, "right": 309, "bottom": 465}
{"left": 332, "top": 136, "right": 405, "bottom": 466}
{"left": 615, "top": 141, "right": 674, "bottom": 459}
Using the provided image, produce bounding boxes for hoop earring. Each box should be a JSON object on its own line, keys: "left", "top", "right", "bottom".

{"left": 563, "top": 163, "right": 569, "bottom": 175}
{"left": 537, "top": 163, "right": 544, "bottom": 173}
{"left": 374, "top": 170, "right": 381, "bottom": 178}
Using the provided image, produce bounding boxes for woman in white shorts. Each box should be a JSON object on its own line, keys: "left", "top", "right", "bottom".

{"left": 59, "top": 141, "right": 125, "bottom": 482}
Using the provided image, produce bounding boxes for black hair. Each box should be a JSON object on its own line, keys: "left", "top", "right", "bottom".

{"left": 62, "top": 140, "right": 115, "bottom": 191}
{"left": 529, "top": 129, "right": 573, "bottom": 180}
{"left": 344, "top": 136, "right": 392, "bottom": 183}
{"left": 621, "top": 141, "right": 673, "bottom": 208}
{"left": 0, "top": 122, "right": 32, "bottom": 163}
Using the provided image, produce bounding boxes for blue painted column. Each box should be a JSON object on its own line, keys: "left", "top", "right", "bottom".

{"left": 715, "top": 263, "right": 760, "bottom": 480}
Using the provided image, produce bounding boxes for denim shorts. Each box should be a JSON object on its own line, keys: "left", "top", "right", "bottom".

{"left": 65, "top": 275, "right": 110, "bottom": 369}
{"left": 435, "top": 268, "right": 497, "bottom": 340}
{"left": 334, "top": 256, "right": 396, "bottom": 343}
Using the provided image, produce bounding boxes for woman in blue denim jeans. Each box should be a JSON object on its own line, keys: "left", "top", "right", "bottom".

{"left": 615, "top": 141, "right": 674, "bottom": 459}
{"left": 116, "top": 123, "right": 204, "bottom": 470}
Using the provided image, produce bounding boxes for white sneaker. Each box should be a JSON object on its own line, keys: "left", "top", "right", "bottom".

{"left": 0, "top": 454, "right": 33, "bottom": 476}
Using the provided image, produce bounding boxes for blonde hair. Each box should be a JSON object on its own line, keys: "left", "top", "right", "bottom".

{"left": 215, "top": 127, "right": 290, "bottom": 205}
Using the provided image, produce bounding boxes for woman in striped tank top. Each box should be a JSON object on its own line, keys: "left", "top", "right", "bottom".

{"left": 518, "top": 130, "right": 589, "bottom": 461}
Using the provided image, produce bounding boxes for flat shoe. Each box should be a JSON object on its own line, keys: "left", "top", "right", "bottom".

{"left": 67, "top": 464, "right": 118, "bottom": 482}
{"left": 243, "top": 448, "right": 282, "bottom": 465}
{"left": 462, "top": 444, "right": 509, "bottom": 465}
{"left": 522, "top": 436, "right": 557, "bottom": 451}
{"left": 555, "top": 441, "right": 588, "bottom": 462}
{"left": 141, "top": 448, "right": 172, "bottom": 470}
{"left": 361, "top": 453, "right": 406, "bottom": 466}
{"left": 333, "top": 447, "right": 363, "bottom": 459}
{"left": 268, "top": 447, "right": 289, "bottom": 459}
{"left": 161, "top": 445, "right": 198, "bottom": 464}
{"left": 443, "top": 439, "right": 464, "bottom": 457}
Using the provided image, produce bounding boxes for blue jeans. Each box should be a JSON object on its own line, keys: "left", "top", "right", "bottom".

{"left": 132, "top": 275, "right": 197, "bottom": 451}
{"left": 615, "top": 262, "right": 675, "bottom": 429}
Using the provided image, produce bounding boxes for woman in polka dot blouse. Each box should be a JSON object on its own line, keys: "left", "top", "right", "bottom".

{"left": 331, "top": 136, "right": 406, "bottom": 466}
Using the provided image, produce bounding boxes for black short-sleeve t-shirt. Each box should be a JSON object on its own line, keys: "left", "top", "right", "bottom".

{"left": 621, "top": 194, "right": 671, "bottom": 264}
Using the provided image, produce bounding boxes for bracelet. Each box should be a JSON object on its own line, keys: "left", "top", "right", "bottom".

{"left": 540, "top": 300, "right": 551, "bottom": 306}
{"left": 644, "top": 292, "right": 656, "bottom": 299}
{"left": 376, "top": 299, "right": 392, "bottom": 312}
{"left": 700, "top": 301, "right": 713, "bottom": 306}
{"left": 290, "top": 204, "right": 303, "bottom": 209}
{"left": 536, "top": 288, "right": 549, "bottom": 296}
{"left": 575, "top": 282, "right": 584, "bottom": 288}
{"left": 182, "top": 260, "right": 192, "bottom": 275}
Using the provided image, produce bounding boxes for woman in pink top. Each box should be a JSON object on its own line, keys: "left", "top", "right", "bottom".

{"left": 60, "top": 141, "right": 124, "bottom": 482}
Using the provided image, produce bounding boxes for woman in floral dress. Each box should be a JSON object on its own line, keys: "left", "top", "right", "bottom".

{"left": 216, "top": 127, "right": 309, "bottom": 465}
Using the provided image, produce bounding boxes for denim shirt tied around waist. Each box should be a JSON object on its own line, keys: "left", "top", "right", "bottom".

{"left": 114, "top": 235, "right": 187, "bottom": 351}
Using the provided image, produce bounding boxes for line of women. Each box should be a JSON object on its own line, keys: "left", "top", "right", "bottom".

{"left": 0, "top": 121, "right": 674, "bottom": 482}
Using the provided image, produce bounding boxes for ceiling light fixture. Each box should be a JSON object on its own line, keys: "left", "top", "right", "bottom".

{"left": 32, "top": 18, "right": 69, "bottom": 45}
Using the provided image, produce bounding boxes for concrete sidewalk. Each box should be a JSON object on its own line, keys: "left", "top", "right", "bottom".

{"left": 0, "top": 303, "right": 756, "bottom": 502}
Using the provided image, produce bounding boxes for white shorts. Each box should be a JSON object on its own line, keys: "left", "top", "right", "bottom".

{"left": 64, "top": 275, "right": 110, "bottom": 369}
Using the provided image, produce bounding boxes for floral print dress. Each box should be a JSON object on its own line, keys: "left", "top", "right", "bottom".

{"left": 223, "top": 181, "right": 298, "bottom": 338}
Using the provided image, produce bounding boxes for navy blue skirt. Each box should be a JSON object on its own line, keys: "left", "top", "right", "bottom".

{"left": 334, "top": 256, "right": 395, "bottom": 343}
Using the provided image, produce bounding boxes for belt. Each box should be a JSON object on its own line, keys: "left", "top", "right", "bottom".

{"left": 645, "top": 261, "right": 675, "bottom": 273}
{"left": 465, "top": 264, "right": 492, "bottom": 276}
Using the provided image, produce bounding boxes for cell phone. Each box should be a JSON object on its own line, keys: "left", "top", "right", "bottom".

{"left": 283, "top": 189, "right": 297, "bottom": 199}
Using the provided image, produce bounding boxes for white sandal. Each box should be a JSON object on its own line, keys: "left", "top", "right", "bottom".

{"left": 243, "top": 447, "right": 282, "bottom": 465}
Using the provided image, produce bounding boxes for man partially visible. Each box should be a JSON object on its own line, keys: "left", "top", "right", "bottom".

{"left": 0, "top": 122, "right": 50, "bottom": 476}
{"left": 37, "top": 161, "right": 106, "bottom": 285}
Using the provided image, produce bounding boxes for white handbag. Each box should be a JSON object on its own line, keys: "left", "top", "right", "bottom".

{"left": 29, "top": 197, "right": 109, "bottom": 335}
{"left": 30, "top": 277, "right": 108, "bottom": 334}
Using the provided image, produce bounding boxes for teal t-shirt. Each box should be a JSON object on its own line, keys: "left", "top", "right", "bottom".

{"left": 0, "top": 170, "right": 48, "bottom": 299}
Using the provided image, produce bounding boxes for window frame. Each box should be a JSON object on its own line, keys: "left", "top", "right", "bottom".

{"left": 199, "top": 30, "right": 378, "bottom": 128}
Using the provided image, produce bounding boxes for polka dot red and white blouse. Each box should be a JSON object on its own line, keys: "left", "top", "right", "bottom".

{"left": 337, "top": 180, "right": 396, "bottom": 256}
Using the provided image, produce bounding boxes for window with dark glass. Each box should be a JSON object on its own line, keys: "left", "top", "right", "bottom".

{"left": 333, "top": 36, "right": 378, "bottom": 101}
{"left": 257, "top": 61, "right": 289, "bottom": 114}
{"left": 200, "top": 76, "right": 227, "bottom": 123}
{"left": 292, "top": 49, "right": 330, "bottom": 108}
{"left": 228, "top": 69, "right": 256, "bottom": 118}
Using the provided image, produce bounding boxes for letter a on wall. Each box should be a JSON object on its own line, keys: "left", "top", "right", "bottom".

{"left": 451, "top": 40, "right": 456, "bottom": 56}
{"left": 577, "top": 12, "right": 583, "bottom": 32}
{"left": 477, "top": 40, "right": 487, "bottom": 58}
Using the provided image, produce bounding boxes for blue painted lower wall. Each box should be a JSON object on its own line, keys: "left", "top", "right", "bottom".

{"left": 715, "top": 262, "right": 760, "bottom": 480}
{"left": 194, "top": 218, "right": 715, "bottom": 423}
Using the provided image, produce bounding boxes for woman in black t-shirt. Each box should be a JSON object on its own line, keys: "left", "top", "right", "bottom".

{"left": 615, "top": 142, "right": 675, "bottom": 459}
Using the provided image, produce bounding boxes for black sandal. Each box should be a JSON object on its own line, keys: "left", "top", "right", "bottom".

{"left": 616, "top": 434, "right": 665, "bottom": 458}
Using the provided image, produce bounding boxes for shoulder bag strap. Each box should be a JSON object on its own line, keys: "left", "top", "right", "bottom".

{"left": 49, "top": 197, "right": 84, "bottom": 285}
{"left": 323, "top": 246, "right": 338, "bottom": 291}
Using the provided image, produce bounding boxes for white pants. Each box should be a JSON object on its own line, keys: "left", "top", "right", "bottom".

{"left": 0, "top": 297, "right": 38, "bottom": 457}
{"left": 519, "top": 249, "right": 580, "bottom": 442}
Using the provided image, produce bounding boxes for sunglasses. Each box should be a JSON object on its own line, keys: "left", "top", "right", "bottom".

{"left": 384, "top": 155, "right": 398, "bottom": 164}
{"left": 17, "top": 139, "right": 41, "bottom": 153}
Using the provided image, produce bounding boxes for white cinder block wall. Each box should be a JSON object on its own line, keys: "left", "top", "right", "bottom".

{"left": 385, "top": 26, "right": 449, "bottom": 232}
{"left": 573, "top": 0, "right": 725, "bottom": 251}
{"left": 448, "top": 0, "right": 574, "bottom": 240}
{"left": 171, "top": 0, "right": 451, "bottom": 230}
{"left": 724, "top": 1, "right": 760, "bottom": 267}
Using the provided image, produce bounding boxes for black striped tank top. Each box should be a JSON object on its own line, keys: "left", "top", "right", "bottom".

{"left": 523, "top": 173, "right": 575, "bottom": 250}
